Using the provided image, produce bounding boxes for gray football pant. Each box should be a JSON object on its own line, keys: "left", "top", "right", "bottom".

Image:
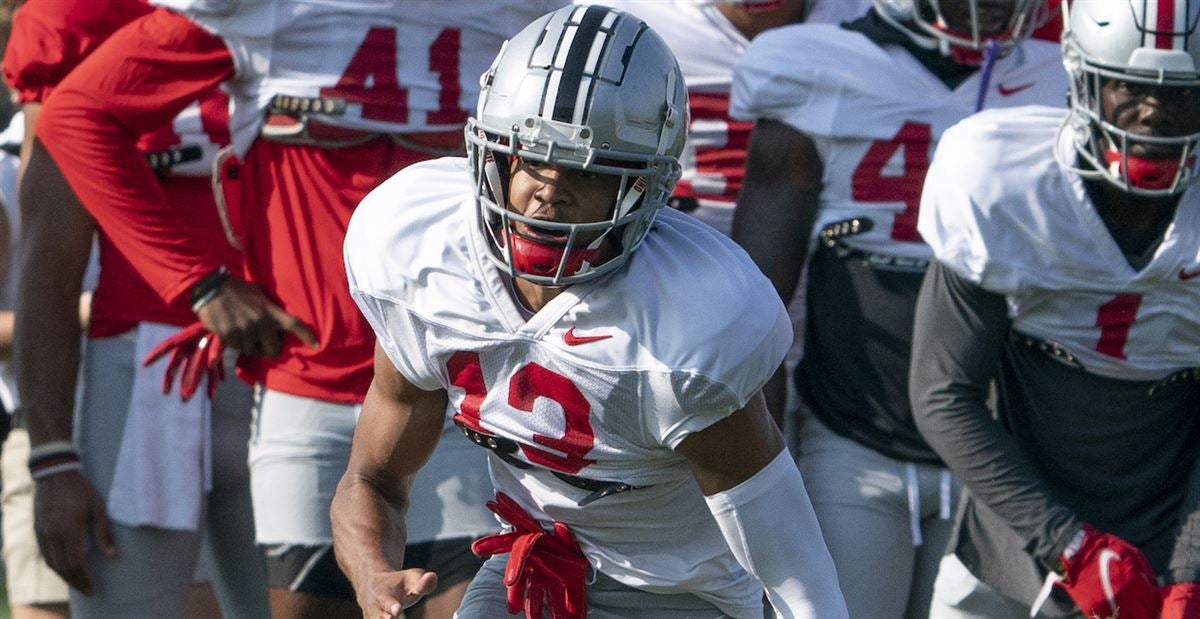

{"left": 929, "top": 553, "right": 1055, "bottom": 619}
{"left": 796, "top": 415, "right": 960, "bottom": 619}
{"left": 456, "top": 555, "right": 734, "bottom": 618}
{"left": 70, "top": 334, "right": 268, "bottom": 618}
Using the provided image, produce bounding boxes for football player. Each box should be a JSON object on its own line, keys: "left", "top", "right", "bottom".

{"left": 5, "top": 1, "right": 268, "bottom": 617}
{"left": 333, "top": 6, "right": 847, "bottom": 618}
{"left": 729, "top": 0, "right": 1066, "bottom": 616}
{"left": 24, "top": 1, "right": 565, "bottom": 616}
{"left": 912, "top": 1, "right": 1200, "bottom": 617}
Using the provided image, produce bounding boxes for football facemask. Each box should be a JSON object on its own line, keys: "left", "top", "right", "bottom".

{"left": 466, "top": 5, "right": 687, "bottom": 286}
{"left": 1060, "top": 0, "right": 1200, "bottom": 195}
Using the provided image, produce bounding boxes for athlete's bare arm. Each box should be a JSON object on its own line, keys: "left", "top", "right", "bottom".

{"left": 331, "top": 343, "right": 445, "bottom": 618}
{"left": 731, "top": 119, "right": 823, "bottom": 423}
{"left": 675, "top": 391, "right": 785, "bottom": 494}
{"left": 15, "top": 140, "right": 114, "bottom": 595}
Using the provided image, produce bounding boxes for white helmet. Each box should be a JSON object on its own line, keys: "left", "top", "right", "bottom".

{"left": 874, "top": 0, "right": 1043, "bottom": 64}
{"left": 466, "top": 5, "right": 687, "bottom": 286}
{"left": 1061, "top": 0, "right": 1200, "bottom": 195}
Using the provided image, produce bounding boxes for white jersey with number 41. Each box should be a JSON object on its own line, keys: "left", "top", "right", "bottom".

{"left": 152, "top": 0, "right": 568, "bottom": 154}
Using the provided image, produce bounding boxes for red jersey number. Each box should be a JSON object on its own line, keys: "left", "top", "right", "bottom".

{"left": 675, "top": 91, "right": 752, "bottom": 204}
{"left": 447, "top": 351, "right": 597, "bottom": 475}
{"left": 851, "top": 121, "right": 933, "bottom": 242}
{"left": 1094, "top": 294, "right": 1143, "bottom": 360}
{"left": 319, "top": 26, "right": 466, "bottom": 125}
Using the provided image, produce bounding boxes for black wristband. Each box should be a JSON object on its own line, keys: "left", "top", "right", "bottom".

{"left": 190, "top": 266, "right": 231, "bottom": 312}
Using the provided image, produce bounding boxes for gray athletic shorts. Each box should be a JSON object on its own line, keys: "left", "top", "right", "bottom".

{"left": 71, "top": 333, "right": 267, "bottom": 618}
{"left": 248, "top": 388, "right": 356, "bottom": 546}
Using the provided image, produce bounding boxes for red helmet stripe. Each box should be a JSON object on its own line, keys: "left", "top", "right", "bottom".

{"left": 1156, "top": 0, "right": 1179, "bottom": 49}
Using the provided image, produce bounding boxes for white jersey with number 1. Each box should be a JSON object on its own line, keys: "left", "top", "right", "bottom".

{"left": 921, "top": 106, "right": 1200, "bottom": 381}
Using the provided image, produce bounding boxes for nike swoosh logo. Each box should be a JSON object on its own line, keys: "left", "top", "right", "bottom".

{"left": 563, "top": 327, "right": 612, "bottom": 346}
{"left": 1098, "top": 549, "right": 1121, "bottom": 617}
{"left": 1180, "top": 266, "right": 1200, "bottom": 280}
{"left": 997, "top": 82, "right": 1035, "bottom": 96}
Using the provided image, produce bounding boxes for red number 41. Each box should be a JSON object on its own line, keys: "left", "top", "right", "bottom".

{"left": 319, "top": 26, "right": 466, "bottom": 125}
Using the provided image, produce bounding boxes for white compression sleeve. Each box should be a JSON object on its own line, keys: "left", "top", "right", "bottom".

{"left": 704, "top": 449, "right": 848, "bottom": 619}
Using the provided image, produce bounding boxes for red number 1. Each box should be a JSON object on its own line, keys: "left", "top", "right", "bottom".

{"left": 851, "top": 121, "right": 933, "bottom": 242}
{"left": 1095, "top": 294, "right": 1143, "bottom": 359}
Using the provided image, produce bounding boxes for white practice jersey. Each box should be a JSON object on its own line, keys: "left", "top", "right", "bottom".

{"left": 920, "top": 106, "right": 1200, "bottom": 381}
{"left": 578, "top": 0, "right": 870, "bottom": 236}
{"left": 733, "top": 24, "right": 1067, "bottom": 260}
{"left": 152, "top": 0, "right": 566, "bottom": 155}
{"left": 346, "top": 158, "right": 791, "bottom": 618}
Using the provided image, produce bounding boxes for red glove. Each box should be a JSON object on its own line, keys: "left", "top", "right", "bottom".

{"left": 471, "top": 493, "right": 587, "bottom": 619}
{"left": 1057, "top": 525, "right": 1160, "bottom": 619}
{"left": 142, "top": 321, "right": 226, "bottom": 402}
{"left": 1161, "top": 582, "right": 1200, "bottom": 619}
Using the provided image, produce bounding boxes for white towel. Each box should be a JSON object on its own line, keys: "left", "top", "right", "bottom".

{"left": 106, "top": 322, "right": 212, "bottom": 531}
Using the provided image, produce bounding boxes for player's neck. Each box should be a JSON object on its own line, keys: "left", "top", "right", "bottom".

{"left": 512, "top": 277, "right": 568, "bottom": 314}
{"left": 1086, "top": 178, "right": 1181, "bottom": 266}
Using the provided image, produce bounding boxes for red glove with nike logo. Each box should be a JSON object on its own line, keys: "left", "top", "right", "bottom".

{"left": 1057, "top": 525, "right": 1160, "bottom": 619}
{"left": 142, "top": 321, "right": 226, "bottom": 402}
{"left": 1161, "top": 582, "right": 1200, "bottom": 619}
{"left": 471, "top": 493, "right": 587, "bottom": 619}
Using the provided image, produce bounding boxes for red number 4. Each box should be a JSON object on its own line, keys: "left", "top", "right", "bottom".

{"left": 319, "top": 26, "right": 466, "bottom": 125}
{"left": 446, "top": 351, "right": 597, "bottom": 475}
{"left": 851, "top": 121, "right": 933, "bottom": 242}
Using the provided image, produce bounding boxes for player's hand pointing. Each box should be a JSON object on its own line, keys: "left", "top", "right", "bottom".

{"left": 194, "top": 276, "right": 318, "bottom": 357}
{"left": 358, "top": 568, "right": 437, "bottom": 619}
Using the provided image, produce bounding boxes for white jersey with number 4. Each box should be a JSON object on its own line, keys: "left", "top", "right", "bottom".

{"left": 345, "top": 158, "right": 791, "bottom": 618}
{"left": 920, "top": 106, "right": 1200, "bottom": 381}
{"left": 151, "top": 0, "right": 566, "bottom": 154}
{"left": 732, "top": 24, "right": 1067, "bottom": 260}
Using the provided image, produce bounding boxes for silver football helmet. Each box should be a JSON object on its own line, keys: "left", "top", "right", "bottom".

{"left": 466, "top": 5, "right": 687, "bottom": 286}
{"left": 1061, "top": 0, "right": 1200, "bottom": 195}
{"left": 874, "top": 0, "right": 1043, "bottom": 64}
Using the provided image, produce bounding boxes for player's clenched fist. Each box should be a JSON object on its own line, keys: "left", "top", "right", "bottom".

{"left": 1057, "top": 525, "right": 1160, "bottom": 619}
{"left": 357, "top": 568, "right": 437, "bottom": 619}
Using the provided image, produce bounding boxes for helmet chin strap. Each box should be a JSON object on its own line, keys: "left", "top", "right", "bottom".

{"left": 1105, "top": 145, "right": 1196, "bottom": 191}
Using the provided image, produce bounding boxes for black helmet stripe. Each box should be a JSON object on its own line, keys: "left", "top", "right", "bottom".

{"left": 549, "top": 5, "right": 615, "bottom": 124}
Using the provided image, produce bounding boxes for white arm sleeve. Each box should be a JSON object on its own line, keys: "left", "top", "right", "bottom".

{"left": 704, "top": 450, "right": 848, "bottom": 619}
